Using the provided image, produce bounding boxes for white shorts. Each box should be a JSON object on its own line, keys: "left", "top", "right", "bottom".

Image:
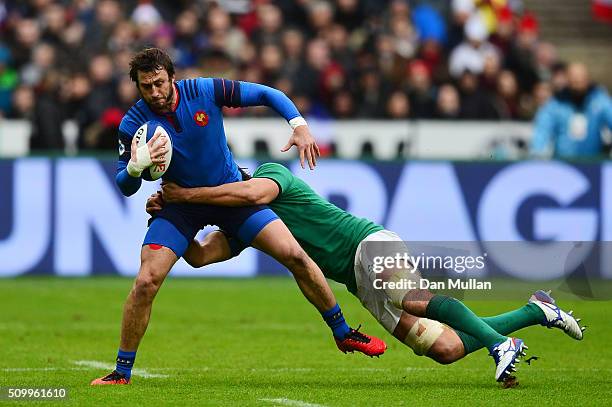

{"left": 354, "top": 230, "right": 444, "bottom": 356}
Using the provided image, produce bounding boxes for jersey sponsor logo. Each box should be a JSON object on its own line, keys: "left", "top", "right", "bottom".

{"left": 194, "top": 110, "right": 209, "bottom": 127}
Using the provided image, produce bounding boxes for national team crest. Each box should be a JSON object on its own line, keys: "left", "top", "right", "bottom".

{"left": 194, "top": 110, "right": 209, "bottom": 127}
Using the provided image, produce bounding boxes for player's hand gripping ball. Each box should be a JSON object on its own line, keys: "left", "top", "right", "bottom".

{"left": 134, "top": 120, "right": 172, "bottom": 180}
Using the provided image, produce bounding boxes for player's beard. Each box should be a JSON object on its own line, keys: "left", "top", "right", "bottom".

{"left": 149, "top": 83, "right": 175, "bottom": 114}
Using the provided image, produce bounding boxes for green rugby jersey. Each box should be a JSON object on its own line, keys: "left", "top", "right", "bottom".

{"left": 253, "top": 163, "right": 383, "bottom": 294}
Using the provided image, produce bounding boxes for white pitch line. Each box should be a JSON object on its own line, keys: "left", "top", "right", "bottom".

{"left": 1, "top": 367, "right": 90, "bottom": 372}
{"left": 72, "top": 360, "right": 169, "bottom": 378}
{"left": 260, "top": 398, "right": 327, "bottom": 407}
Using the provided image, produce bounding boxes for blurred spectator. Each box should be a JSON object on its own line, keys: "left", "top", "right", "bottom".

{"left": 252, "top": 3, "right": 283, "bottom": 46}
{"left": 84, "top": 0, "right": 122, "bottom": 55}
{"left": 494, "top": 70, "right": 520, "bottom": 119}
{"left": 131, "top": 0, "right": 163, "bottom": 42}
{"left": 435, "top": 84, "right": 461, "bottom": 119}
{"left": 448, "top": 0, "right": 475, "bottom": 49}
{"left": 356, "top": 69, "right": 387, "bottom": 118}
{"left": 77, "top": 54, "right": 118, "bottom": 149}
{"left": 489, "top": 6, "right": 515, "bottom": 55}
{"left": 206, "top": 6, "right": 247, "bottom": 61}
{"left": 41, "top": 2, "right": 66, "bottom": 45}
{"left": 458, "top": 70, "right": 500, "bottom": 119}
{"left": 550, "top": 62, "right": 568, "bottom": 93}
{"left": 260, "top": 43, "right": 284, "bottom": 85}
{"left": 449, "top": 14, "right": 499, "bottom": 78}
{"left": 10, "top": 18, "right": 41, "bottom": 69}
{"left": 173, "top": 10, "right": 201, "bottom": 68}
{"left": 308, "top": 1, "right": 334, "bottom": 35}
{"left": 386, "top": 90, "right": 411, "bottom": 119}
{"left": 481, "top": 53, "right": 502, "bottom": 91}
{"left": 30, "top": 71, "right": 65, "bottom": 150}
{"left": 533, "top": 81, "right": 552, "bottom": 107}
{"left": 58, "top": 21, "right": 88, "bottom": 72}
{"left": 506, "top": 12, "right": 540, "bottom": 92}
{"left": 335, "top": 0, "right": 364, "bottom": 32}
{"left": 406, "top": 60, "right": 436, "bottom": 118}
{"left": 20, "top": 42, "right": 56, "bottom": 87}
{"left": 332, "top": 90, "right": 355, "bottom": 118}
{"left": 531, "top": 63, "right": 612, "bottom": 158}
{"left": 390, "top": 15, "right": 419, "bottom": 60}
{"left": 9, "top": 85, "right": 35, "bottom": 119}
{"left": 534, "top": 42, "right": 558, "bottom": 83}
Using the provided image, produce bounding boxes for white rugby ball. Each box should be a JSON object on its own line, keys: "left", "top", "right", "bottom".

{"left": 135, "top": 120, "right": 172, "bottom": 180}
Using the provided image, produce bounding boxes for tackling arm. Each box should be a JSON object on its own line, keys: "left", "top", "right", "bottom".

{"left": 145, "top": 193, "right": 240, "bottom": 268}
{"left": 162, "top": 178, "right": 280, "bottom": 206}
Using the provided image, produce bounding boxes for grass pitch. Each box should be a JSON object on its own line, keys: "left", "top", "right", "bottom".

{"left": 1, "top": 277, "right": 610, "bottom": 406}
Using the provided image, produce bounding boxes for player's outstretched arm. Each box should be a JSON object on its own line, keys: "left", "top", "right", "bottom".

{"left": 241, "top": 81, "right": 320, "bottom": 169}
{"left": 161, "top": 178, "right": 279, "bottom": 206}
{"left": 211, "top": 78, "right": 320, "bottom": 169}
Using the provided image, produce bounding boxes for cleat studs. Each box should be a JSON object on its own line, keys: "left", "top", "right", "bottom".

{"left": 523, "top": 345, "right": 529, "bottom": 350}
{"left": 576, "top": 318, "right": 581, "bottom": 322}
{"left": 568, "top": 310, "right": 574, "bottom": 316}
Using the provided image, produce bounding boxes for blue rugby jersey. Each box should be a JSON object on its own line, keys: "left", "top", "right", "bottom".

{"left": 116, "top": 78, "right": 301, "bottom": 196}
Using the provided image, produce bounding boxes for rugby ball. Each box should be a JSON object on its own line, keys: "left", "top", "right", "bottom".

{"left": 134, "top": 120, "right": 172, "bottom": 180}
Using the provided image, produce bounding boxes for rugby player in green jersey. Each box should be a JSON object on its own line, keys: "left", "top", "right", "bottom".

{"left": 148, "top": 163, "right": 585, "bottom": 383}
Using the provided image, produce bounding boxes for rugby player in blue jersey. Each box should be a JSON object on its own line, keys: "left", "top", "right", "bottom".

{"left": 91, "top": 48, "right": 385, "bottom": 385}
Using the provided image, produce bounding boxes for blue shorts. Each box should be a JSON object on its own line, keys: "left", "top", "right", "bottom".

{"left": 143, "top": 203, "right": 278, "bottom": 258}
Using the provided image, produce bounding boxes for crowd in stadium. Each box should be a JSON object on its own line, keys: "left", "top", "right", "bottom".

{"left": 0, "top": 0, "right": 587, "bottom": 150}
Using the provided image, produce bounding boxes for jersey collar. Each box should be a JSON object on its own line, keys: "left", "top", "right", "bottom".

{"left": 171, "top": 82, "right": 180, "bottom": 112}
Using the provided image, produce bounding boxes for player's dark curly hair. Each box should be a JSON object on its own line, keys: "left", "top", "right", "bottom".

{"left": 129, "top": 48, "right": 175, "bottom": 84}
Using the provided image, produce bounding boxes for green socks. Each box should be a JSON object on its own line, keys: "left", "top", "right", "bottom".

{"left": 455, "top": 303, "right": 545, "bottom": 354}
{"left": 425, "top": 294, "right": 507, "bottom": 350}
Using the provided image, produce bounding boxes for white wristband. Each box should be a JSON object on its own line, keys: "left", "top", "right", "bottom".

{"left": 126, "top": 144, "right": 153, "bottom": 177}
{"left": 289, "top": 116, "right": 307, "bottom": 130}
{"left": 126, "top": 160, "right": 143, "bottom": 177}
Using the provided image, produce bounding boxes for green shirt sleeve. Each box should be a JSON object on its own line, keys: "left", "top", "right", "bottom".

{"left": 252, "top": 163, "right": 294, "bottom": 196}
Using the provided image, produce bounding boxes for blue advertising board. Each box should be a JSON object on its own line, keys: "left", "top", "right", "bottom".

{"left": 0, "top": 159, "right": 610, "bottom": 278}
